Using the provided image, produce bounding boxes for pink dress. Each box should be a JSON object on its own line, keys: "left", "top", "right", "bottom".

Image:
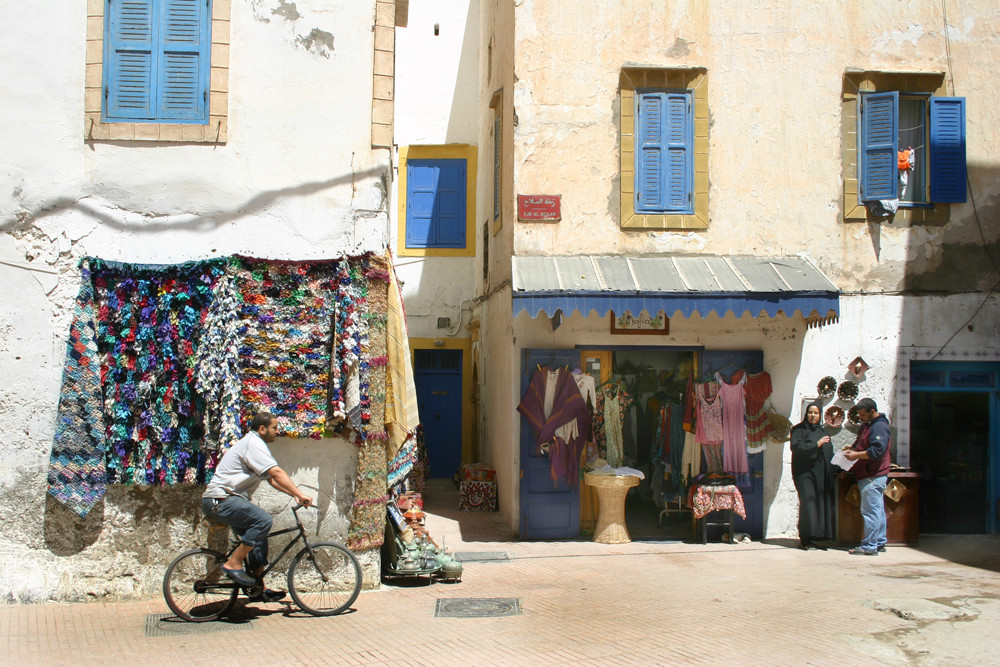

{"left": 694, "top": 382, "right": 723, "bottom": 445}
{"left": 717, "top": 372, "right": 750, "bottom": 475}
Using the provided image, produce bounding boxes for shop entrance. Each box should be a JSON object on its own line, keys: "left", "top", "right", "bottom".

{"left": 414, "top": 349, "right": 463, "bottom": 479}
{"left": 518, "top": 345, "right": 770, "bottom": 541}
{"left": 910, "top": 361, "right": 1000, "bottom": 534}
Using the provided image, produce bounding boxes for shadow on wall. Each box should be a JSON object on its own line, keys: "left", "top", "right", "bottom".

{"left": 43, "top": 484, "right": 206, "bottom": 558}
{"left": 1, "top": 167, "right": 387, "bottom": 234}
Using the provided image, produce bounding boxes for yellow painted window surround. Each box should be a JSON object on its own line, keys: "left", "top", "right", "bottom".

{"left": 620, "top": 67, "right": 708, "bottom": 231}
{"left": 84, "top": 0, "right": 231, "bottom": 143}
{"left": 397, "top": 144, "right": 478, "bottom": 257}
{"left": 841, "top": 71, "right": 949, "bottom": 225}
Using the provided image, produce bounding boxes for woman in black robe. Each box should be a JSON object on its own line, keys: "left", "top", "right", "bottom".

{"left": 790, "top": 401, "right": 835, "bottom": 550}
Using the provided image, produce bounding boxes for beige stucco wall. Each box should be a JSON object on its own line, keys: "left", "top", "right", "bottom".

{"left": 487, "top": 0, "right": 1000, "bottom": 538}
{"left": 510, "top": 1, "right": 1000, "bottom": 293}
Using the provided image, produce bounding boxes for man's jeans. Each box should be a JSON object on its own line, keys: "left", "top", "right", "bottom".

{"left": 202, "top": 495, "right": 273, "bottom": 572}
{"left": 857, "top": 475, "right": 888, "bottom": 552}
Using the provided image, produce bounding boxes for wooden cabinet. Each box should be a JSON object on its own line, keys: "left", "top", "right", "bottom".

{"left": 837, "top": 472, "right": 920, "bottom": 545}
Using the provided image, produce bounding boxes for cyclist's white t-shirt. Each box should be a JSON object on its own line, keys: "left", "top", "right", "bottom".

{"left": 202, "top": 431, "right": 278, "bottom": 501}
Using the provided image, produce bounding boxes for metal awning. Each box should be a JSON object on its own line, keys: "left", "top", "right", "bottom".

{"left": 512, "top": 255, "right": 840, "bottom": 319}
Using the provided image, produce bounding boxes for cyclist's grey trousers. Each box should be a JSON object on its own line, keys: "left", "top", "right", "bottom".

{"left": 202, "top": 496, "right": 272, "bottom": 572}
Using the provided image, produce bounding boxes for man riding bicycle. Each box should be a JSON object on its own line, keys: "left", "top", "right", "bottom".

{"left": 202, "top": 411, "right": 312, "bottom": 602}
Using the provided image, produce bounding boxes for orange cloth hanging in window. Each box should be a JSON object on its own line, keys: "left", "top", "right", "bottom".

{"left": 898, "top": 149, "right": 912, "bottom": 171}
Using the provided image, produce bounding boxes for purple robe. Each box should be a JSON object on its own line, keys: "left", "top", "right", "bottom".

{"left": 517, "top": 368, "right": 592, "bottom": 486}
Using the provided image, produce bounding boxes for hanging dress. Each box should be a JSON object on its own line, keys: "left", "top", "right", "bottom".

{"left": 695, "top": 381, "right": 724, "bottom": 473}
{"left": 734, "top": 370, "right": 774, "bottom": 453}
{"left": 717, "top": 372, "right": 750, "bottom": 475}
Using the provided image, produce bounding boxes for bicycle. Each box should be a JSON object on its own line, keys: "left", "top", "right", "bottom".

{"left": 163, "top": 504, "right": 362, "bottom": 622}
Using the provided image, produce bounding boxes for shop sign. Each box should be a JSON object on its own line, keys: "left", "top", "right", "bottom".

{"left": 610, "top": 310, "right": 670, "bottom": 335}
{"left": 517, "top": 194, "right": 561, "bottom": 221}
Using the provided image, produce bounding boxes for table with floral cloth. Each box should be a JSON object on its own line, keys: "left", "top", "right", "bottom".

{"left": 687, "top": 484, "right": 747, "bottom": 520}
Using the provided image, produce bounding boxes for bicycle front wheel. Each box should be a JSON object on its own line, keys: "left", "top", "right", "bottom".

{"left": 163, "top": 548, "right": 238, "bottom": 622}
{"left": 288, "top": 542, "right": 362, "bottom": 616}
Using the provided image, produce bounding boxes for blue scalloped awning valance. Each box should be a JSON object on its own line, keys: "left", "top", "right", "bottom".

{"left": 512, "top": 291, "right": 839, "bottom": 319}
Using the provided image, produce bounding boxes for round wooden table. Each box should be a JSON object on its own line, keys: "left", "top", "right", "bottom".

{"left": 583, "top": 473, "right": 641, "bottom": 544}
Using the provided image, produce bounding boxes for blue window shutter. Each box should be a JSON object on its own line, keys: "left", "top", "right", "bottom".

{"left": 157, "top": 0, "right": 210, "bottom": 122}
{"left": 663, "top": 93, "right": 692, "bottom": 212}
{"left": 435, "top": 161, "right": 466, "bottom": 247}
{"left": 929, "top": 97, "right": 967, "bottom": 203}
{"left": 105, "top": 0, "right": 156, "bottom": 119}
{"left": 860, "top": 91, "right": 898, "bottom": 201}
{"left": 406, "top": 159, "right": 467, "bottom": 249}
{"left": 636, "top": 92, "right": 665, "bottom": 212}
{"left": 635, "top": 91, "right": 692, "bottom": 214}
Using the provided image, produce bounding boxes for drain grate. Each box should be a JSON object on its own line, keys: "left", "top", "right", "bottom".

{"left": 452, "top": 551, "right": 510, "bottom": 563}
{"left": 145, "top": 613, "right": 254, "bottom": 637}
{"left": 434, "top": 597, "right": 521, "bottom": 618}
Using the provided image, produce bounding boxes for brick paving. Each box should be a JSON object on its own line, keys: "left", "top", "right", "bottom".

{"left": 3, "top": 481, "right": 1000, "bottom": 666}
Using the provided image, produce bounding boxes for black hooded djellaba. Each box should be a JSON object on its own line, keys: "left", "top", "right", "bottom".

{"left": 789, "top": 402, "right": 835, "bottom": 548}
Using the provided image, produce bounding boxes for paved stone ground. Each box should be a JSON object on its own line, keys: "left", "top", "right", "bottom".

{"left": 4, "top": 480, "right": 1000, "bottom": 666}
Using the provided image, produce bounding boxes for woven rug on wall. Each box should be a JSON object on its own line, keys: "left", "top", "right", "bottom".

{"left": 345, "top": 255, "right": 390, "bottom": 551}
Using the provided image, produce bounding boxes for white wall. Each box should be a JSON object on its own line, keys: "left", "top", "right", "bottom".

{"left": 0, "top": 0, "right": 389, "bottom": 601}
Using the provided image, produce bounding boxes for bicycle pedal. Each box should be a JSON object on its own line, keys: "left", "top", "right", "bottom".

{"left": 243, "top": 584, "right": 264, "bottom": 598}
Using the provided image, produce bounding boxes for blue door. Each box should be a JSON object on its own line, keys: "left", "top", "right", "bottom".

{"left": 519, "top": 348, "right": 582, "bottom": 540}
{"left": 700, "top": 350, "right": 765, "bottom": 539}
{"left": 414, "top": 350, "right": 463, "bottom": 479}
{"left": 910, "top": 361, "right": 999, "bottom": 534}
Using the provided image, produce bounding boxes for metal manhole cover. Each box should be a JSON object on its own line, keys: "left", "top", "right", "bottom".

{"left": 452, "top": 552, "right": 510, "bottom": 563}
{"left": 435, "top": 598, "right": 521, "bottom": 618}
{"left": 145, "top": 613, "right": 254, "bottom": 637}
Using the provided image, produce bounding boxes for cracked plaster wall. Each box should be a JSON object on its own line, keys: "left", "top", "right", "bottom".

{"left": 0, "top": 0, "right": 389, "bottom": 602}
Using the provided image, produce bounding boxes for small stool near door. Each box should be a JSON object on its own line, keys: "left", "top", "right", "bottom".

{"left": 687, "top": 484, "right": 746, "bottom": 544}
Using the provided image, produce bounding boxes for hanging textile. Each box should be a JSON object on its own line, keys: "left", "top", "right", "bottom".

{"left": 232, "top": 256, "right": 343, "bottom": 439}
{"left": 344, "top": 255, "right": 392, "bottom": 551}
{"left": 383, "top": 256, "right": 420, "bottom": 464}
{"left": 717, "top": 372, "right": 750, "bottom": 476}
{"left": 694, "top": 381, "right": 723, "bottom": 445}
{"left": 517, "top": 367, "right": 591, "bottom": 486}
{"left": 594, "top": 383, "right": 632, "bottom": 468}
{"left": 733, "top": 370, "right": 774, "bottom": 454}
{"left": 193, "top": 272, "right": 243, "bottom": 451}
{"left": 48, "top": 259, "right": 107, "bottom": 517}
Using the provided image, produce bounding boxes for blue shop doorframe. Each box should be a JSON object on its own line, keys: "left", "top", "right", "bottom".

{"left": 910, "top": 361, "right": 999, "bottom": 534}
{"left": 414, "top": 349, "right": 463, "bottom": 479}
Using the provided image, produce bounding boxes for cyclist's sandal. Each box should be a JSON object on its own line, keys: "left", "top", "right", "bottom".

{"left": 221, "top": 566, "right": 257, "bottom": 586}
{"left": 247, "top": 588, "right": 287, "bottom": 603}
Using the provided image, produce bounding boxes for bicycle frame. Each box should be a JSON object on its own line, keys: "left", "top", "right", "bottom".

{"left": 222, "top": 505, "right": 319, "bottom": 588}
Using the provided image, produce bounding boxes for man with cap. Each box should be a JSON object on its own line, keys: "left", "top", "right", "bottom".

{"left": 842, "top": 398, "right": 892, "bottom": 555}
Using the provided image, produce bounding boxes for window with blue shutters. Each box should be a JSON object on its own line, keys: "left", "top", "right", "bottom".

{"left": 635, "top": 90, "right": 693, "bottom": 215}
{"left": 102, "top": 0, "right": 212, "bottom": 124}
{"left": 406, "top": 159, "right": 468, "bottom": 249}
{"left": 859, "top": 91, "right": 966, "bottom": 205}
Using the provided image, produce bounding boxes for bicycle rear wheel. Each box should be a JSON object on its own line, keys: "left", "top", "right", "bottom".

{"left": 163, "top": 548, "right": 238, "bottom": 622}
{"left": 287, "top": 542, "right": 362, "bottom": 616}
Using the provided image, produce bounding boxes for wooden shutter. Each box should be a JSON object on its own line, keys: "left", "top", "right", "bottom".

{"left": 105, "top": 0, "right": 156, "bottom": 119}
{"left": 663, "top": 93, "right": 692, "bottom": 212}
{"left": 929, "top": 97, "right": 967, "bottom": 203}
{"left": 860, "top": 91, "right": 898, "bottom": 202}
{"left": 157, "top": 0, "right": 210, "bottom": 122}
{"left": 636, "top": 91, "right": 692, "bottom": 214}
{"left": 406, "top": 159, "right": 467, "bottom": 249}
